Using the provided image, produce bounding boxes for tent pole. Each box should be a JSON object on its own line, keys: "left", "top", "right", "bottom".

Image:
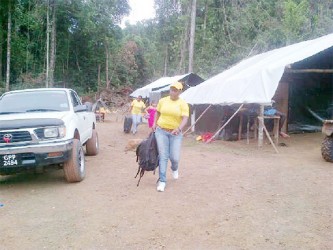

{"left": 258, "top": 105, "right": 264, "bottom": 147}
{"left": 258, "top": 117, "right": 279, "bottom": 153}
{"left": 206, "top": 104, "right": 244, "bottom": 143}
{"left": 184, "top": 104, "right": 212, "bottom": 135}
{"left": 191, "top": 107, "right": 196, "bottom": 133}
{"left": 246, "top": 114, "right": 250, "bottom": 144}
{"left": 285, "top": 69, "right": 333, "bottom": 73}
{"left": 238, "top": 113, "right": 243, "bottom": 140}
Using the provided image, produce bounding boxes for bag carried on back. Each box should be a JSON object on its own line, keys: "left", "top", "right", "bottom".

{"left": 135, "top": 132, "right": 159, "bottom": 186}
{"left": 124, "top": 115, "right": 132, "bottom": 133}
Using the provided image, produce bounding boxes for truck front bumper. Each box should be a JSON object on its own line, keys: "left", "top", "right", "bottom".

{"left": 0, "top": 139, "right": 73, "bottom": 174}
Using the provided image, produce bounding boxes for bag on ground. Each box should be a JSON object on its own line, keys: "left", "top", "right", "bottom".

{"left": 124, "top": 115, "right": 132, "bottom": 133}
{"left": 135, "top": 132, "right": 159, "bottom": 186}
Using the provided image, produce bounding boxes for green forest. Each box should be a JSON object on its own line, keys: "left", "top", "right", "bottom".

{"left": 1, "top": 0, "right": 333, "bottom": 96}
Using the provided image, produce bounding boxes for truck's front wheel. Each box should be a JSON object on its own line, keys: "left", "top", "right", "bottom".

{"left": 321, "top": 136, "right": 333, "bottom": 162}
{"left": 64, "top": 139, "right": 85, "bottom": 182}
{"left": 86, "top": 129, "right": 99, "bottom": 156}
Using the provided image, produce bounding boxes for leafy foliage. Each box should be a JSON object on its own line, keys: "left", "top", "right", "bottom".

{"left": 1, "top": 0, "right": 333, "bottom": 95}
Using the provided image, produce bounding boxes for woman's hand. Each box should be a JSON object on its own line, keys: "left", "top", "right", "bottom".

{"left": 152, "top": 124, "right": 157, "bottom": 132}
{"left": 171, "top": 127, "right": 181, "bottom": 135}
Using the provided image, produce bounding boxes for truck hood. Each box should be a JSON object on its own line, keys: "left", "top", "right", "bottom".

{"left": 0, "top": 112, "right": 71, "bottom": 130}
{"left": 0, "top": 111, "right": 70, "bottom": 121}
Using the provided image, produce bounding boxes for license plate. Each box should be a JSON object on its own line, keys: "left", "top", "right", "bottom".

{"left": 1, "top": 154, "right": 18, "bottom": 167}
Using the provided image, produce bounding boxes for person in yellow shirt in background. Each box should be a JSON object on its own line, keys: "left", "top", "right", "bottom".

{"left": 130, "top": 95, "right": 146, "bottom": 134}
{"left": 153, "top": 82, "right": 189, "bottom": 192}
{"left": 99, "top": 107, "right": 106, "bottom": 121}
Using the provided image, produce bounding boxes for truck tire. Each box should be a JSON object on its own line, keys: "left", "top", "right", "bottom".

{"left": 321, "top": 136, "right": 333, "bottom": 162}
{"left": 64, "top": 139, "right": 85, "bottom": 182}
{"left": 86, "top": 129, "right": 99, "bottom": 156}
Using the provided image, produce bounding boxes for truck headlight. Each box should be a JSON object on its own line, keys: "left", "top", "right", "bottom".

{"left": 35, "top": 126, "right": 66, "bottom": 139}
{"left": 44, "top": 127, "right": 59, "bottom": 138}
{"left": 45, "top": 126, "right": 66, "bottom": 138}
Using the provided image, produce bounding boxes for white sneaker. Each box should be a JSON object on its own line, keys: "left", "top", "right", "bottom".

{"left": 156, "top": 181, "right": 166, "bottom": 192}
{"left": 172, "top": 170, "right": 179, "bottom": 180}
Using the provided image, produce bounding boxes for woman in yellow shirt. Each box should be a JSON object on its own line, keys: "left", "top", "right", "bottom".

{"left": 153, "top": 82, "right": 189, "bottom": 192}
{"left": 130, "top": 95, "right": 146, "bottom": 134}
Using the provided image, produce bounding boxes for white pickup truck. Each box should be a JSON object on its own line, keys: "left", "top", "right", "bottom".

{"left": 0, "top": 88, "right": 99, "bottom": 182}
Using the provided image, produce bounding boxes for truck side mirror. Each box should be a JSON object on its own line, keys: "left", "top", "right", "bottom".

{"left": 84, "top": 102, "right": 93, "bottom": 112}
{"left": 74, "top": 104, "right": 88, "bottom": 112}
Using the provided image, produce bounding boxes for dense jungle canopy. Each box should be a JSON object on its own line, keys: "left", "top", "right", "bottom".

{"left": 0, "top": 0, "right": 333, "bottom": 95}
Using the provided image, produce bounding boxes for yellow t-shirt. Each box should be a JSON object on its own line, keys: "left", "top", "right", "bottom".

{"left": 157, "top": 96, "right": 189, "bottom": 129}
{"left": 131, "top": 99, "right": 146, "bottom": 115}
{"left": 100, "top": 107, "right": 106, "bottom": 113}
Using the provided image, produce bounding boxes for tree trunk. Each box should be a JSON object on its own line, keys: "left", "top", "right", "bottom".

{"left": 203, "top": 0, "right": 207, "bottom": 41}
{"left": 164, "top": 45, "right": 168, "bottom": 76}
{"left": 5, "top": 2, "right": 12, "bottom": 92}
{"left": 0, "top": 23, "right": 3, "bottom": 84}
{"left": 98, "top": 64, "right": 101, "bottom": 91}
{"left": 178, "top": 4, "right": 191, "bottom": 74}
{"left": 188, "top": 0, "right": 196, "bottom": 73}
{"left": 105, "top": 44, "right": 110, "bottom": 89}
{"left": 26, "top": 0, "right": 31, "bottom": 73}
{"left": 49, "top": 0, "right": 56, "bottom": 87}
{"left": 178, "top": 30, "right": 186, "bottom": 74}
{"left": 46, "top": 0, "right": 50, "bottom": 87}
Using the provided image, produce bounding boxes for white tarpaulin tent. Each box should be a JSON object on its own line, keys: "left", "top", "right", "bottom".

{"left": 181, "top": 33, "right": 333, "bottom": 105}
{"left": 130, "top": 73, "right": 191, "bottom": 98}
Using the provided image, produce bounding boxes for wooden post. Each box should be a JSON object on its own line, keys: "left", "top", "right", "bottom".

{"left": 273, "top": 80, "right": 289, "bottom": 133}
{"left": 238, "top": 113, "right": 243, "bottom": 140}
{"left": 246, "top": 115, "right": 250, "bottom": 145}
{"left": 258, "top": 105, "right": 264, "bottom": 147}
{"left": 191, "top": 107, "right": 196, "bottom": 133}
{"left": 258, "top": 117, "right": 279, "bottom": 154}
{"left": 273, "top": 117, "right": 280, "bottom": 144}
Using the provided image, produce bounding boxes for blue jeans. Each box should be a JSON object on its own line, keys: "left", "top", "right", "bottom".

{"left": 131, "top": 114, "right": 142, "bottom": 133}
{"left": 155, "top": 127, "right": 183, "bottom": 183}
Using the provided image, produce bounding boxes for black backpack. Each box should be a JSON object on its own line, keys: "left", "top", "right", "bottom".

{"left": 135, "top": 132, "right": 159, "bottom": 186}
{"left": 124, "top": 115, "right": 132, "bottom": 133}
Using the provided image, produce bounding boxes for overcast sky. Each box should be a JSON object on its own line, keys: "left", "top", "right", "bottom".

{"left": 121, "top": 0, "right": 155, "bottom": 27}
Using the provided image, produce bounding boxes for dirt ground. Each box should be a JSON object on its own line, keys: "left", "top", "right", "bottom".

{"left": 1, "top": 114, "right": 332, "bottom": 249}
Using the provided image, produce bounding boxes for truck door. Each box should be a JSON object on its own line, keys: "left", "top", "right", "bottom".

{"left": 70, "top": 91, "right": 90, "bottom": 141}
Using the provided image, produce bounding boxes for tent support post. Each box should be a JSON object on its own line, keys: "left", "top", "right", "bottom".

{"left": 258, "top": 105, "right": 264, "bottom": 147}
{"left": 258, "top": 117, "right": 279, "bottom": 153}
{"left": 191, "top": 108, "right": 196, "bottom": 133}
{"left": 206, "top": 104, "right": 244, "bottom": 143}
{"left": 246, "top": 114, "right": 250, "bottom": 144}
{"left": 184, "top": 104, "right": 212, "bottom": 135}
{"left": 238, "top": 114, "right": 243, "bottom": 140}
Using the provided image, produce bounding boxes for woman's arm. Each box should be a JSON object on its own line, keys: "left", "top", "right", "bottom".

{"left": 178, "top": 116, "right": 189, "bottom": 131}
{"left": 152, "top": 111, "right": 160, "bottom": 131}
{"left": 171, "top": 116, "right": 189, "bottom": 135}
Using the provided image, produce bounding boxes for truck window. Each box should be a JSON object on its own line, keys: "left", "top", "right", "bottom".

{"left": 0, "top": 90, "right": 69, "bottom": 113}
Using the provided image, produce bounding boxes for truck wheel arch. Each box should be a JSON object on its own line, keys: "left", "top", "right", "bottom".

{"left": 73, "top": 129, "right": 80, "bottom": 140}
{"left": 86, "top": 129, "right": 99, "bottom": 156}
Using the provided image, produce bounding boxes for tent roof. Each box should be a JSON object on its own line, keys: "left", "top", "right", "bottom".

{"left": 130, "top": 73, "right": 204, "bottom": 98}
{"left": 181, "top": 33, "right": 333, "bottom": 105}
